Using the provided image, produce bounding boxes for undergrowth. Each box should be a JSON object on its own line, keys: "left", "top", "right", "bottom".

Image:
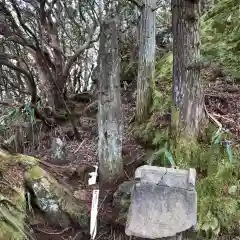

{"left": 201, "top": 0, "right": 240, "bottom": 80}
{"left": 131, "top": 2, "right": 240, "bottom": 234}
{"left": 132, "top": 107, "right": 240, "bottom": 238}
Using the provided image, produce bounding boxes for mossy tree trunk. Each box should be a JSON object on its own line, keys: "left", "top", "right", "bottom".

{"left": 171, "top": 0, "right": 206, "bottom": 142}
{"left": 98, "top": 1, "right": 124, "bottom": 184}
{"left": 135, "top": 0, "right": 157, "bottom": 123}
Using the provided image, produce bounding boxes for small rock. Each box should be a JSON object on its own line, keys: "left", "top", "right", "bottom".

{"left": 227, "top": 85, "right": 239, "bottom": 93}
{"left": 74, "top": 189, "right": 88, "bottom": 201}
{"left": 73, "top": 165, "right": 95, "bottom": 184}
{"left": 113, "top": 181, "right": 138, "bottom": 225}
{"left": 50, "top": 137, "right": 67, "bottom": 164}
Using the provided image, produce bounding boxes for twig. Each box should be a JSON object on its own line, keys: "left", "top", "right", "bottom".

{"left": 74, "top": 140, "right": 86, "bottom": 154}
{"left": 95, "top": 231, "right": 109, "bottom": 240}
{"left": 126, "top": 153, "right": 145, "bottom": 166}
{"left": 97, "top": 193, "right": 108, "bottom": 214}
{"left": 35, "top": 227, "right": 72, "bottom": 235}
{"left": 72, "top": 231, "right": 83, "bottom": 240}
{"left": 212, "top": 113, "right": 235, "bottom": 123}
{"left": 204, "top": 93, "right": 226, "bottom": 99}
{"left": 204, "top": 99, "right": 222, "bottom": 129}
{"left": 124, "top": 170, "right": 131, "bottom": 180}
{"left": 84, "top": 100, "right": 98, "bottom": 113}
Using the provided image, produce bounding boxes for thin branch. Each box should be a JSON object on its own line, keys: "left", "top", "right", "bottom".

{"left": 0, "top": 59, "right": 37, "bottom": 103}
{"left": 10, "top": 0, "right": 39, "bottom": 47}
{"left": 127, "top": 0, "right": 144, "bottom": 9}
{"left": 0, "top": 3, "right": 37, "bottom": 50}
{"left": 63, "top": 25, "right": 97, "bottom": 77}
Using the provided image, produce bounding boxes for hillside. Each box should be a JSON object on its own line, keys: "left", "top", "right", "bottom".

{"left": 0, "top": 0, "right": 239, "bottom": 239}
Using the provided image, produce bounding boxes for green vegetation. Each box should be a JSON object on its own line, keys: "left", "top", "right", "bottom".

{"left": 133, "top": 101, "right": 240, "bottom": 239}
{"left": 201, "top": 0, "right": 240, "bottom": 79}
{"left": 132, "top": 0, "right": 240, "bottom": 237}
{"left": 153, "top": 51, "right": 172, "bottom": 114}
{"left": 0, "top": 151, "right": 29, "bottom": 240}
{"left": 25, "top": 165, "right": 45, "bottom": 180}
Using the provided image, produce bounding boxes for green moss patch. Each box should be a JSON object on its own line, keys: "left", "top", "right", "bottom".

{"left": 0, "top": 156, "right": 28, "bottom": 240}
{"left": 25, "top": 165, "right": 45, "bottom": 180}
{"left": 201, "top": 0, "right": 240, "bottom": 79}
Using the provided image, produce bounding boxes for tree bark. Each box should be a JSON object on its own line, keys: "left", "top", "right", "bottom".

{"left": 98, "top": 3, "right": 124, "bottom": 184}
{"left": 135, "top": 0, "right": 156, "bottom": 122}
{"left": 171, "top": 0, "right": 206, "bottom": 139}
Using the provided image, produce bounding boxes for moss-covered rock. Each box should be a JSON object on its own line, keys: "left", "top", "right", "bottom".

{"left": 24, "top": 165, "right": 89, "bottom": 228}
{"left": 0, "top": 149, "right": 90, "bottom": 239}
{"left": 0, "top": 150, "right": 28, "bottom": 240}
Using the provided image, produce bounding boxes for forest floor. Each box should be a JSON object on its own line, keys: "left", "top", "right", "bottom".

{"left": 23, "top": 77, "right": 240, "bottom": 240}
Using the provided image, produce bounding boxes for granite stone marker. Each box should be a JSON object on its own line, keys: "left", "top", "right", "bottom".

{"left": 125, "top": 165, "right": 197, "bottom": 239}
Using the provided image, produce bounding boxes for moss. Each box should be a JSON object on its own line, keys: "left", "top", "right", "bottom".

{"left": 155, "top": 51, "right": 173, "bottom": 81}
{"left": 168, "top": 132, "right": 240, "bottom": 238}
{"left": 52, "top": 176, "right": 89, "bottom": 226}
{"left": 13, "top": 154, "right": 39, "bottom": 166}
{"left": 152, "top": 89, "right": 171, "bottom": 114}
{"left": 0, "top": 221, "right": 26, "bottom": 240}
{"left": 0, "top": 153, "right": 28, "bottom": 240}
{"left": 133, "top": 114, "right": 240, "bottom": 238}
{"left": 201, "top": 0, "right": 240, "bottom": 79}
{"left": 113, "top": 181, "right": 137, "bottom": 225}
{"left": 152, "top": 129, "right": 169, "bottom": 147}
{"left": 25, "top": 167, "right": 89, "bottom": 228}
{"left": 25, "top": 165, "right": 45, "bottom": 180}
{"left": 0, "top": 192, "right": 27, "bottom": 240}
{"left": 130, "top": 9, "right": 240, "bottom": 234}
{"left": 153, "top": 52, "right": 172, "bottom": 114}
{"left": 131, "top": 51, "right": 173, "bottom": 146}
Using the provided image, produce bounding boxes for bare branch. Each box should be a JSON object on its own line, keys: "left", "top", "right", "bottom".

{"left": 9, "top": 0, "right": 39, "bottom": 47}
{"left": 63, "top": 25, "right": 98, "bottom": 77}
{"left": 0, "top": 75, "right": 31, "bottom": 95}
{"left": 0, "top": 59, "right": 37, "bottom": 103}
{"left": 0, "top": 3, "right": 37, "bottom": 50}
{"left": 127, "top": 0, "right": 144, "bottom": 9}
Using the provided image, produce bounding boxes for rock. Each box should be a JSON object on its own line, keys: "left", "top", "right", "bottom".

{"left": 24, "top": 165, "right": 89, "bottom": 228}
{"left": 74, "top": 189, "right": 89, "bottom": 201}
{"left": 73, "top": 165, "right": 95, "bottom": 184}
{"left": 125, "top": 165, "right": 197, "bottom": 239}
{"left": 50, "top": 137, "right": 67, "bottom": 164}
{"left": 0, "top": 150, "right": 28, "bottom": 240}
{"left": 113, "top": 181, "right": 138, "bottom": 225}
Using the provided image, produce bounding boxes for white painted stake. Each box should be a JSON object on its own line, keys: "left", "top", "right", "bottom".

{"left": 90, "top": 189, "right": 99, "bottom": 240}
{"left": 89, "top": 165, "right": 99, "bottom": 240}
{"left": 89, "top": 165, "right": 98, "bottom": 186}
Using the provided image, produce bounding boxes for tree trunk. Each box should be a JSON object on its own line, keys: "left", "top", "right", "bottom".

{"left": 135, "top": 0, "right": 156, "bottom": 122}
{"left": 98, "top": 4, "right": 124, "bottom": 184}
{"left": 171, "top": 0, "right": 206, "bottom": 140}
